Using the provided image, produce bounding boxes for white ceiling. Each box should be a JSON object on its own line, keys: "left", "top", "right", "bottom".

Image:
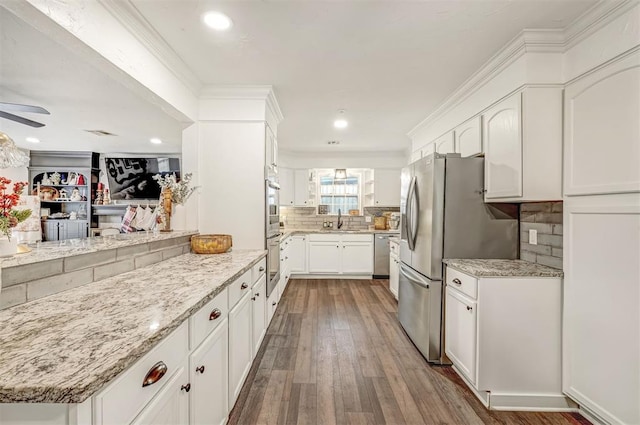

{"left": 0, "top": 1, "right": 599, "bottom": 156}
{"left": 0, "top": 7, "right": 184, "bottom": 153}
{"left": 132, "top": 0, "right": 597, "bottom": 153}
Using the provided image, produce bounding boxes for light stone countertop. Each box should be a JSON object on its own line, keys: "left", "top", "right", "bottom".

{"left": 280, "top": 228, "right": 400, "bottom": 240}
{"left": 443, "top": 259, "right": 564, "bottom": 278}
{"left": 0, "top": 249, "right": 266, "bottom": 403}
{"left": 0, "top": 230, "right": 198, "bottom": 268}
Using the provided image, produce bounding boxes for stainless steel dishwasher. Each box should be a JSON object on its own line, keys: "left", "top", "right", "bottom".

{"left": 374, "top": 233, "right": 390, "bottom": 278}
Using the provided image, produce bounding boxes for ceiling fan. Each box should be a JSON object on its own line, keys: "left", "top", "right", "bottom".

{"left": 0, "top": 102, "right": 50, "bottom": 127}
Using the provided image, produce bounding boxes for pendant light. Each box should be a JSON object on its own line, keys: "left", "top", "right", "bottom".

{"left": 334, "top": 168, "right": 347, "bottom": 179}
{"left": 0, "top": 132, "right": 29, "bottom": 168}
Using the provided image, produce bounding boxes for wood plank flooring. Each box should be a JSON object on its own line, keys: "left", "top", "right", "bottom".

{"left": 229, "top": 279, "right": 590, "bottom": 425}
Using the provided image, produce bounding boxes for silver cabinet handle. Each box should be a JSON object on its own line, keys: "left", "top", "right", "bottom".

{"left": 452, "top": 278, "right": 462, "bottom": 285}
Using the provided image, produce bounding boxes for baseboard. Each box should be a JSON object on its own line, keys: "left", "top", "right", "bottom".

{"left": 577, "top": 404, "right": 611, "bottom": 425}
{"left": 452, "top": 365, "right": 490, "bottom": 407}
{"left": 290, "top": 274, "right": 372, "bottom": 280}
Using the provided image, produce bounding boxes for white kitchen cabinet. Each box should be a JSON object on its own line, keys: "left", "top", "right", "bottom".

{"left": 483, "top": 88, "right": 562, "bottom": 202}
{"left": 288, "top": 235, "right": 307, "bottom": 273}
{"left": 434, "top": 131, "right": 455, "bottom": 154}
{"left": 266, "top": 288, "right": 277, "bottom": 325}
{"left": 388, "top": 252, "right": 399, "bottom": 300}
{"left": 445, "top": 287, "right": 477, "bottom": 385}
{"left": 444, "top": 266, "right": 569, "bottom": 410}
{"left": 279, "top": 167, "right": 295, "bottom": 206}
{"left": 265, "top": 124, "right": 278, "bottom": 175}
{"left": 341, "top": 242, "right": 374, "bottom": 274}
{"left": 409, "top": 150, "right": 422, "bottom": 164}
{"left": 563, "top": 195, "right": 640, "bottom": 425}
{"left": 564, "top": 51, "right": 640, "bottom": 196}
{"left": 373, "top": 169, "right": 401, "bottom": 206}
{"left": 308, "top": 241, "right": 341, "bottom": 273}
{"left": 228, "top": 291, "right": 253, "bottom": 410}
{"left": 189, "top": 320, "right": 228, "bottom": 425}
{"left": 130, "top": 363, "right": 190, "bottom": 425}
{"left": 294, "top": 169, "right": 315, "bottom": 206}
{"left": 251, "top": 275, "right": 267, "bottom": 355}
{"left": 455, "top": 116, "right": 483, "bottom": 157}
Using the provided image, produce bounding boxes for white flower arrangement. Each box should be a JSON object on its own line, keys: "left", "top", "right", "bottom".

{"left": 152, "top": 173, "right": 198, "bottom": 205}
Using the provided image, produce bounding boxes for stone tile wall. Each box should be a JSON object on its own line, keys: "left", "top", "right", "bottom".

{"left": 280, "top": 206, "right": 400, "bottom": 230}
{"left": 520, "top": 202, "right": 563, "bottom": 270}
{"left": 0, "top": 235, "right": 192, "bottom": 310}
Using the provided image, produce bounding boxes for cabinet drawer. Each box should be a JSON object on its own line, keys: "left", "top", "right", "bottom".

{"left": 341, "top": 234, "right": 373, "bottom": 243}
{"left": 189, "top": 288, "right": 228, "bottom": 349}
{"left": 389, "top": 240, "right": 399, "bottom": 254}
{"left": 446, "top": 267, "right": 478, "bottom": 300}
{"left": 228, "top": 269, "right": 252, "bottom": 308}
{"left": 94, "top": 322, "right": 189, "bottom": 425}
{"left": 252, "top": 257, "right": 267, "bottom": 282}
{"left": 308, "top": 233, "right": 340, "bottom": 242}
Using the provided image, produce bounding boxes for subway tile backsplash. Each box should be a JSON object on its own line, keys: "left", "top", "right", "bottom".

{"left": 280, "top": 206, "right": 399, "bottom": 230}
{"left": 520, "top": 202, "right": 563, "bottom": 270}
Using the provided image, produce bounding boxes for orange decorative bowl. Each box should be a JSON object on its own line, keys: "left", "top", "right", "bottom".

{"left": 191, "top": 234, "right": 232, "bottom": 254}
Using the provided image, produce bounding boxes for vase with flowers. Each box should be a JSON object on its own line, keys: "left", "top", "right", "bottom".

{"left": 0, "top": 178, "right": 31, "bottom": 256}
{"left": 152, "top": 173, "right": 197, "bottom": 232}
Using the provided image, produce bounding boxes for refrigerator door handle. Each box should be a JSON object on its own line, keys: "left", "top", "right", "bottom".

{"left": 409, "top": 177, "right": 419, "bottom": 249}
{"left": 406, "top": 176, "right": 416, "bottom": 250}
{"left": 400, "top": 264, "right": 430, "bottom": 289}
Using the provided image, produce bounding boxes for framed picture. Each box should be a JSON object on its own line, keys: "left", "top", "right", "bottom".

{"left": 40, "top": 208, "right": 50, "bottom": 218}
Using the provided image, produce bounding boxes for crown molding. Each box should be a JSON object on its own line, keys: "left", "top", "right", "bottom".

{"left": 200, "top": 85, "right": 284, "bottom": 124}
{"left": 98, "top": 0, "right": 203, "bottom": 96}
{"left": 408, "top": 0, "right": 636, "bottom": 138}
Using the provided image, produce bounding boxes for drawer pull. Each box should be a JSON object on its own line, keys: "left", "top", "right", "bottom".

{"left": 241, "top": 282, "right": 248, "bottom": 290}
{"left": 452, "top": 278, "right": 462, "bottom": 285}
{"left": 142, "top": 361, "right": 168, "bottom": 387}
{"left": 255, "top": 292, "right": 260, "bottom": 297}
{"left": 196, "top": 365, "right": 205, "bottom": 374}
{"left": 272, "top": 301, "right": 277, "bottom": 306}
{"left": 181, "top": 383, "right": 191, "bottom": 393}
{"left": 259, "top": 266, "right": 265, "bottom": 272}
{"left": 251, "top": 296, "right": 256, "bottom": 301}
{"left": 209, "top": 308, "right": 222, "bottom": 321}
{"left": 466, "top": 306, "right": 473, "bottom": 311}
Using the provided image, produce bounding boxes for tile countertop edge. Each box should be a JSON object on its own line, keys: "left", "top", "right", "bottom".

{"left": 443, "top": 259, "right": 564, "bottom": 278}
{"left": 0, "top": 250, "right": 267, "bottom": 404}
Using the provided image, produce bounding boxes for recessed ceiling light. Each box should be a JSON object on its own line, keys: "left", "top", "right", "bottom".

{"left": 203, "top": 11, "right": 232, "bottom": 31}
{"left": 26, "top": 137, "right": 40, "bottom": 144}
{"left": 334, "top": 109, "right": 348, "bottom": 129}
{"left": 150, "top": 138, "right": 162, "bottom": 144}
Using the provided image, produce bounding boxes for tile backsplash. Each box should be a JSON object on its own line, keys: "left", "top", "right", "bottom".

{"left": 281, "top": 206, "right": 400, "bottom": 230}
{"left": 520, "top": 202, "right": 563, "bottom": 270}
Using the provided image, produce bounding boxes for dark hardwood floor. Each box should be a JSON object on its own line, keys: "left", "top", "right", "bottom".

{"left": 229, "top": 279, "right": 589, "bottom": 425}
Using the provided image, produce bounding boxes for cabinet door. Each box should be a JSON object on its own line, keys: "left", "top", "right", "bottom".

{"left": 435, "top": 131, "right": 455, "bottom": 154}
{"left": 228, "top": 292, "right": 253, "bottom": 410}
{"left": 265, "top": 124, "right": 277, "bottom": 174}
{"left": 266, "top": 289, "right": 277, "bottom": 325}
{"left": 455, "top": 116, "right": 483, "bottom": 157}
{"left": 308, "top": 242, "right": 341, "bottom": 273}
{"left": 43, "top": 221, "right": 59, "bottom": 241}
{"left": 279, "top": 168, "right": 295, "bottom": 206}
{"left": 341, "top": 242, "right": 373, "bottom": 274}
{"left": 409, "top": 150, "right": 422, "bottom": 164}
{"left": 374, "top": 169, "right": 401, "bottom": 206}
{"left": 190, "top": 320, "right": 229, "bottom": 425}
{"left": 483, "top": 93, "right": 523, "bottom": 200}
{"left": 131, "top": 364, "right": 190, "bottom": 425}
{"left": 65, "top": 221, "right": 88, "bottom": 240}
{"left": 289, "top": 235, "right": 307, "bottom": 273}
{"left": 251, "top": 275, "right": 267, "bottom": 355}
{"left": 294, "top": 169, "right": 314, "bottom": 206}
{"left": 445, "top": 287, "right": 477, "bottom": 385}
{"left": 389, "top": 255, "right": 399, "bottom": 300}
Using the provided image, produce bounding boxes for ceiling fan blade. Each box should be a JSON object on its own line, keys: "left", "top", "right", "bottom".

{"left": 0, "top": 110, "right": 45, "bottom": 127}
{"left": 0, "top": 102, "right": 50, "bottom": 115}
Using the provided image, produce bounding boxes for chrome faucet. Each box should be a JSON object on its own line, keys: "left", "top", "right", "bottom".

{"left": 337, "top": 208, "right": 344, "bottom": 229}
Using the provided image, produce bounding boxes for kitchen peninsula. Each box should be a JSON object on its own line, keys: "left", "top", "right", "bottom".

{"left": 0, "top": 231, "right": 268, "bottom": 425}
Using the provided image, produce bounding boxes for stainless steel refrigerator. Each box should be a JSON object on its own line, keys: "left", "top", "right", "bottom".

{"left": 398, "top": 153, "right": 518, "bottom": 363}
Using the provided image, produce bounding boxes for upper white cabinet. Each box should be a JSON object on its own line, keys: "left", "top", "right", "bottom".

{"left": 483, "top": 88, "right": 562, "bottom": 202}
{"left": 483, "top": 93, "right": 523, "bottom": 199}
{"left": 279, "top": 167, "right": 295, "bottom": 206}
{"left": 435, "top": 131, "right": 455, "bottom": 154}
{"left": 455, "top": 116, "right": 483, "bottom": 157}
{"left": 564, "top": 52, "right": 640, "bottom": 196}
{"left": 294, "top": 169, "right": 316, "bottom": 206}
{"left": 373, "top": 169, "right": 401, "bottom": 206}
{"left": 409, "top": 150, "right": 422, "bottom": 164}
{"left": 265, "top": 124, "right": 278, "bottom": 175}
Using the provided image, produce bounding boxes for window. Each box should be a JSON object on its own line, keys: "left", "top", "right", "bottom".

{"left": 316, "top": 169, "right": 362, "bottom": 215}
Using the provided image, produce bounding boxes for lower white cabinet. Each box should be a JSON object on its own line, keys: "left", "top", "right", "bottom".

{"left": 131, "top": 364, "right": 190, "bottom": 425}
{"left": 389, "top": 253, "right": 399, "bottom": 300}
{"left": 189, "top": 320, "right": 229, "bottom": 425}
{"left": 251, "top": 275, "right": 267, "bottom": 354}
{"left": 444, "top": 265, "right": 570, "bottom": 411}
{"left": 341, "top": 242, "right": 373, "bottom": 274}
{"left": 289, "top": 235, "right": 307, "bottom": 273}
{"left": 307, "top": 234, "right": 373, "bottom": 275}
{"left": 228, "top": 291, "right": 253, "bottom": 411}
{"left": 308, "top": 241, "right": 341, "bottom": 273}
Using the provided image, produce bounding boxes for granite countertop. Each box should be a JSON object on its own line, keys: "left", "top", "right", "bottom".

{"left": 280, "top": 228, "right": 400, "bottom": 239}
{"left": 0, "top": 249, "right": 266, "bottom": 403}
{"left": 443, "top": 259, "right": 564, "bottom": 278}
{"left": 0, "top": 230, "right": 198, "bottom": 268}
